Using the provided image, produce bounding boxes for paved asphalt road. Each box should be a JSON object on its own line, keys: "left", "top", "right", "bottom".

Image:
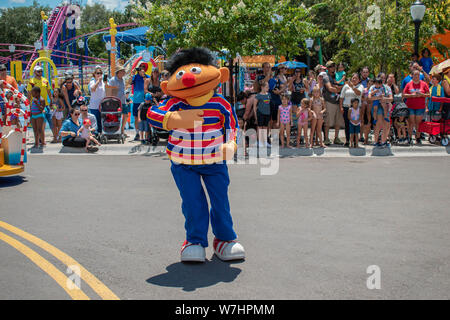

{"left": 1, "top": 155, "right": 449, "bottom": 300}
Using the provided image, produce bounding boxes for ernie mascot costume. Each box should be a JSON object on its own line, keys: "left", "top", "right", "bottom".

{"left": 147, "top": 47, "right": 245, "bottom": 262}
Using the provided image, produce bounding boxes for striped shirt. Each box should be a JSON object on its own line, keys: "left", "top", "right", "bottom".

{"left": 147, "top": 93, "right": 238, "bottom": 165}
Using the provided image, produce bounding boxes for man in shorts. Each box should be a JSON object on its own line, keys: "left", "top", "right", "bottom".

{"left": 322, "top": 61, "right": 344, "bottom": 145}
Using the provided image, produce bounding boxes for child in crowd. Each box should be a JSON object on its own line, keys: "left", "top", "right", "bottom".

{"left": 4, "top": 90, "right": 21, "bottom": 128}
{"left": 125, "top": 91, "right": 133, "bottom": 130}
{"left": 277, "top": 93, "right": 293, "bottom": 148}
{"left": 51, "top": 88, "right": 65, "bottom": 143}
{"left": 427, "top": 74, "right": 444, "bottom": 114}
{"left": 137, "top": 93, "right": 153, "bottom": 144}
{"left": 394, "top": 115, "right": 408, "bottom": 142}
{"left": 253, "top": 81, "right": 271, "bottom": 147}
{"left": 77, "top": 118, "right": 101, "bottom": 151}
{"left": 348, "top": 98, "right": 361, "bottom": 148}
{"left": 296, "top": 98, "right": 315, "bottom": 148}
{"left": 335, "top": 62, "right": 346, "bottom": 85}
{"left": 235, "top": 91, "right": 247, "bottom": 130}
{"left": 369, "top": 77, "right": 392, "bottom": 146}
{"left": 30, "top": 86, "right": 45, "bottom": 148}
{"left": 310, "top": 86, "right": 326, "bottom": 147}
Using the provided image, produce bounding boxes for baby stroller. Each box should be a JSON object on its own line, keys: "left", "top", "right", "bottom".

{"left": 418, "top": 96, "right": 450, "bottom": 146}
{"left": 390, "top": 96, "right": 410, "bottom": 145}
{"left": 99, "top": 96, "right": 125, "bottom": 144}
{"left": 149, "top": 124, "right": 169, "bottom": 146}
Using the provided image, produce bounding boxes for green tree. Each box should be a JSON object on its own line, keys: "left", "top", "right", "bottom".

{"left": 304, "top": 0, "right": 449, "bottom": 75}
{"left": 0, "top": 1, "right": 51, "bottom": 56}
{"left": 133, "top": 0, "right": 325, "bottom": 60}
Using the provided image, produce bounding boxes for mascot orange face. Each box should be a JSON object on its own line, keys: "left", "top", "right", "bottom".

{"left": 160, "top": 49, "right": 229, "bottom": 106}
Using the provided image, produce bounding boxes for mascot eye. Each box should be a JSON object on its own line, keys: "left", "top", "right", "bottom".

{"left": 176, "top": 70, "right": 185, "bottom": 80}
{"left": 190, "top": 67, "right": 202, "bottom": 74}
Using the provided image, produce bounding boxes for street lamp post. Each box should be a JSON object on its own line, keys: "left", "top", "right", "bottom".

{"left": 78, "top": 39, "right": 85, "bottom": 94}
{"left": 410, "top": 1, "right": 426, "bottom": 56}
{"left": 305, "top": 38, "right": 314, "bottom": 72}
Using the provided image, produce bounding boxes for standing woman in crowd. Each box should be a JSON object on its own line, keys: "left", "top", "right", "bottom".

{"left": 402, "top": 70, "right": 430, "bottom": 144}
{"left": 270, "top": 65, "right": 288, "bottom": 131}
{"left": 289, "top": 68, "right": 307, "bottom": 114}
{"left": 88, "top": 66, "right": 106, "bottom": 133}
{"left": 145, "top": 68, "right": 161, "bottom": 93}
{"left": 339, "top": 73, "right": 363, "bottom": 147}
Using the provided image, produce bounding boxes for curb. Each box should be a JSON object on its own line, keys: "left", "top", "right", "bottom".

{"left": 27, "top": 143, "right": 450, "bottom": 158}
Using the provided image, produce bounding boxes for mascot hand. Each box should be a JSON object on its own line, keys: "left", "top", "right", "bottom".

{"left": 165, "top": 109, "right": 204, "bottom": 130}
{"left": 220, "top": 141, "right": 237, "bottom": 161}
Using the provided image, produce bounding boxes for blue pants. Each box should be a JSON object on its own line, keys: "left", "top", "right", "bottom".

{"left": 44, "top": 106, "right": 54, "bottom": 130}
{"left": 170, "top": 161, "right": 237, "bottom": 248}
{"left": 89, "top": 109, "right": 102, "bottom": 133}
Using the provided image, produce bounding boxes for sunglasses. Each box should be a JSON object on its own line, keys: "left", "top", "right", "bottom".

{"left": 80, "top": 109, "right": 88, "bottom": 112}
{"left": 74, "top": 112, "right": 80, "bottom": 115}
{"left": 96, "top": 72, "right": 103, "bottom": 75}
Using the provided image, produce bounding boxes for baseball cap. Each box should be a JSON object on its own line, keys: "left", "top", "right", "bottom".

{"left": 326, "top": 60, "right": 336, "bottom": 68}
{"left": 34, "top": 65, "right": 43, "bottom": 72}
{"left": 318, "top": 71, "right": 327, "bottom": 77}
{"left": 145, "top": 93, "right": 153, "bottom": 101}
{"left": 0, "top": 64, "right": 7, "bottom": 71}
{"left": 83, "top": 118, "right": 91, "bottom": 126}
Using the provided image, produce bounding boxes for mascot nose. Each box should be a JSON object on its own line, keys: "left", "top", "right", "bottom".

{"left": 182, "top": 73, "right": 196, "bottom": 87}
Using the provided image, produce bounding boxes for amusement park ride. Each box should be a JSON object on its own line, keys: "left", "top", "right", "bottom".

{"left": 0, "top": 1, "right": 167, "bottom": 177}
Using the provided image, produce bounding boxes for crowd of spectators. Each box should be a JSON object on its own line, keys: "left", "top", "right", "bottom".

{"left": 2, "top": 48, "right": 449, "bottom": 153}
{"left": 237, "top": 51, "right": 450, "bottom": 150}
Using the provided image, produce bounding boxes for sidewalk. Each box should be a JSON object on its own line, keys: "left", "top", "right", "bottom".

{"left": 27, "top": 129, "right": 450, "bottom": 158}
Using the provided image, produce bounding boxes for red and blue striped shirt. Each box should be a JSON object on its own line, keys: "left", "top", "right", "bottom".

{"left": 147, "top": 93, "right": 238, "bottom": 165}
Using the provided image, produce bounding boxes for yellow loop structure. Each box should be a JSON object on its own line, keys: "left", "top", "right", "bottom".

{"left": 30, "top": 57, "right": 58, "bottom": 78}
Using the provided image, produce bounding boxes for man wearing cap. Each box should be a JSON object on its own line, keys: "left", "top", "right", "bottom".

{"left": 0, "top": 64, "right": 18, "bottom": 118}
{"left": 128, "top": 62, "right": 149, "bottom": 141}
{"left": 27, "top": 65, "right": 53, "bottom": 142}
{"left": 322, "top": 60, "right": 344, "bottom": 145}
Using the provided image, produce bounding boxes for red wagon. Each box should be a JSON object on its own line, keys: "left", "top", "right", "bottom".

{"left": 419, "top": 97, "right": 450, "bottom": 146}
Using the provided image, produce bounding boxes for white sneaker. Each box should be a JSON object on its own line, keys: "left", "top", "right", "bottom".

{"left": 213, "top": 238, "right": 245, "bottom": 261}
{"left": 180, "top": 241, "right": 206, "bottom": 262}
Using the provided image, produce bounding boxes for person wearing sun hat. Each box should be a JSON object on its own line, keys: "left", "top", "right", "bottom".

{"left": 108, "top": 63, "right": 126, "bottom": 105}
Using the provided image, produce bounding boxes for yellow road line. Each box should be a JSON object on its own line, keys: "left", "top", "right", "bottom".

{"left": 0, "top": 231, "right": 90, "bottom": 300}
{"left": 0, "top": 221, "right": 120, "bottom": 300}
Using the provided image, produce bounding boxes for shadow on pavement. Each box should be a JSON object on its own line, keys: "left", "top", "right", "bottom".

{"left": 0, "top": 175, "right": 27, "bottom": 188}
{"left": 348, "top": 147, "right": 366, "bottom": 156}
{"left": 28, "top": 146, "right": 44, "bottom": 154}
{"left": 146, "top": 256, "right": 243, "bottom": 292}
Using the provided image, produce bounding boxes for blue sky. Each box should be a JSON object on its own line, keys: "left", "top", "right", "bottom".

{"left": 2, "top": 0, "right": 129, "bottom": 11}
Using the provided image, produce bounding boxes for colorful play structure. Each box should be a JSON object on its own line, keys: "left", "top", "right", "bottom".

{"left": 0, "top": 1, "right": 168, "bottom": 177}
